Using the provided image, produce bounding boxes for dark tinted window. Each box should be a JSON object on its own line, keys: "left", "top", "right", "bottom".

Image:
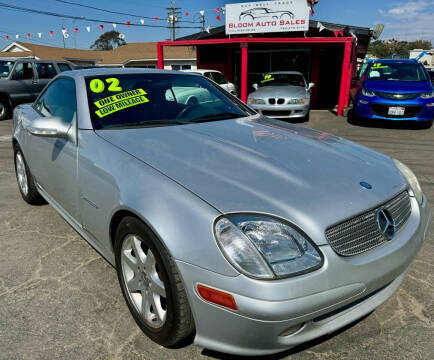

{"left": 210, "top": 72, "right": 229, "bottom": 85}
{"left": 34, "top": 78, "right": 76, "bottom": 124}
{"left": 0, "top": 60, "right": 15, "bottom": 78}
{"left": 14, "top": 62, "right": 34, "bottom": 80}
{"left": 85, "top": 73, "right": 252, "bottom": 130}
{"left": 368, "top": 62, "right": 428, "bottom": 81}
{"left": 58, "top": 63, "right": 72, "bottom": 72}
{"left": 35, "top": 63, "right": 57, "bottom": 79}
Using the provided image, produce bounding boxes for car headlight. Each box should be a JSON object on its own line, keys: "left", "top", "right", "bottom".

{"left": 420, "top": 90, "right": 434, "bottom": 99}
{"left": 288, "top": 98, "right": 306, "bottom": 104}
{"left": 393, "top": 159, "right": 423, "bottom": 205}
{"left": 249, "top": 98, "right": 266, "bottom": 105}
{"left": 214, "top": 215, "right": 323, "bottom": 279}
{"left": 361, "top": 88, "right": 376, "bottom": 97}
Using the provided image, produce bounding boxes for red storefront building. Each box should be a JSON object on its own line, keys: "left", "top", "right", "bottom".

{"left": 157, "top": 20, "right": 372, "bottom": 116}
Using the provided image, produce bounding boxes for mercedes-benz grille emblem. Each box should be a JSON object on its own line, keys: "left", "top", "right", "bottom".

{"left": 376, "top": 207, "right": 396, "bottom": 240}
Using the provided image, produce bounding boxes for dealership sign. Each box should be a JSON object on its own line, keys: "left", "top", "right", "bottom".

{"left": 226, "top": 1, "right": 310, "bottom": 35}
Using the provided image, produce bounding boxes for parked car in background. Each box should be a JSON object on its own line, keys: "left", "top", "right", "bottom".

{"left": 182, "top": 69, "right": 238, "bottom": 96}
{"left": 12, "top": 68, "right": 431, "bottom": 356}
{"left": 427, "top": 69, "right": 434, "bottom": 85}
{"left": 0, "top": 59, "right": 73, "bottom": 120}
{"left": 354, "top": 59, "right": 434, "bottom": 127}
{"left": 248, "top": 71, "right": 314, "bottom": 121}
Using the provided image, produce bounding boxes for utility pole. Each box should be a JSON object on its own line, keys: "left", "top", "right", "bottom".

{"left": 166, "top": 0, "right": 181, "bottom": 41}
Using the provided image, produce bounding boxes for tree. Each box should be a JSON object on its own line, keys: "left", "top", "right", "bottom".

{"left": 90, "top": 30, "right": 126, "bottom": 50}
{"left": 367, "top": 39, "right": 432, "bottom": 58}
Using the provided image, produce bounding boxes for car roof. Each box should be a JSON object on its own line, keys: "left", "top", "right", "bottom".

{"left": 61, "top": 67, "right": 195, "bottom": 79}
{"left": 372, "top": 59, "right": 419, "bottom": 64}
{"left": 268, "top": 71, "right": 304, "bottom": 76}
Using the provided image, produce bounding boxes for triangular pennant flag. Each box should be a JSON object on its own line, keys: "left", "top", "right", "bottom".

{"left": 86, "top": 26, "right": 91, "bottom": 32}
{"left": 38, "top": 32, "right": 42, "bottom": 38}
{"left": 216, "top": 15, "right": 221, "bottom": 21}
{"left": 112, "top": 23, "right": 117, "bottom": 29}
{"left": 99, "top": 24, "right": 104, "bottom": 31}
{"left": 49, "top": 30, "right": 54, "bottom": 36}
{"left": 317, "top": 22, "right": 325, "bottom": 32}
{"left": 215, "top": 8, "right": 220, "bottom": 13}
{"left": 206, "top": 26, "right": 210, "bottom": 33}
{"left": 26, "top": 33, "right": 30, "bottom": 39}
{"left": 185, "top": 12, "right": 189, "bottom": 16}
{"left": 5, "top": 35, "right": 9, "bottom": 41}
{"left": 15, "top": 34, "right": 19, "bottom": 39}
{"left": 74, "top": 28, "right": 79, "bottom": 33}
{"left": 154, "top": 17, "right": 159, "bottom": 21}
{"left": 126, "top": 21, "right": 131, "bottom": 27}
{"left": 140, "top": 19, "right": 144, "bottom": 25}
{"left": 200, "top": 10, "right": 205, "bottom": 17}
{"left": 221, "top": 7, "right": 225, "bottom": 15}
{"left": 333, "top": 30, "right": 338, "bottom": 37}
{"left": 338, "top": 29, "right": 344, "bottom": 36}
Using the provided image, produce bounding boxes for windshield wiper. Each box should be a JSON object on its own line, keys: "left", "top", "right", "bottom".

{"left": 189, "top": 112, "right": 244, "bottom": 123}
{"left": 105, "top": 120, "right": 188, "bottom": 129}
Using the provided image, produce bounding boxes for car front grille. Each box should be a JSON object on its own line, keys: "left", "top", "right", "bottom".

{"left": 375, "top": 91, "right": 422, "bottom": 100}
{"left": 371, "top": 104, "right": 423, "bottom": 118}
{"left": 268, "top": 98, "right": 285, "bottom": 105}
{"left": 325, "top": 191, "right": 412, "bottom": 256}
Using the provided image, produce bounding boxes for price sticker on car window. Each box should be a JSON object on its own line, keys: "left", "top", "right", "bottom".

{"left": 261, "top": 74, "right": 275, "bottom": 84}
{"left": 94, "top": 88, "right": 149, "bottom": 118}
{"left": 90, "top": 77, "right": 123, "bottom": 93}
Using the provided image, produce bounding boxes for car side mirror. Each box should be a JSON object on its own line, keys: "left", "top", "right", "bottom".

{"left": 28, "top": 116, "right": 70, "bottom": 138}
{"left": 252, "top": 83, "right": 259, "bottom": 90}
{"left": 308, "top": 83, "right": 315, "bottom": 90}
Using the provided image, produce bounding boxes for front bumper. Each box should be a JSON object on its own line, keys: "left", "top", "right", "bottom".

{"left": 251, "top": 103, "right": 310, "bottom": 119}
{"left": 176, "top": 195, "right": 431, "bottom": 356}
{"left": 355, "top": 96, "right": 434, "bottom": 121}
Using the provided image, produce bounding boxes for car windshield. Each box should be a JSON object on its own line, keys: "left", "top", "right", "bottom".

{"left": 211, "top": 72, "right": 229, "bottom": 85}
{"left": 0, "top": 60, "right": 15, "bottom": 78}
{"left": 260, "top": 73, "right": 305, "bottom": 87}
{"left": 85, "top": 73, "right": 252, "bottom": 130}
{"left": 367, "top": 62, "right": 428, "bottom": 81}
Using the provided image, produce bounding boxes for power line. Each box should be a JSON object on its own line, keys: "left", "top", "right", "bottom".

{"left": 0, "top": 2, "right": 202, "bottom": 29}
{"left": 54, "top": 0, "right": 200, "bottom": 24}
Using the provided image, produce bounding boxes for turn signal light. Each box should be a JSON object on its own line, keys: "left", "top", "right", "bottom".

{"left": 197, "top": 285, "right": 238, "bottom": 310}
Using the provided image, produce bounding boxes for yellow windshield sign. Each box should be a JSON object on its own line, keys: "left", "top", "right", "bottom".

{"left": 372, "top": 63, "right": 389, "bottom": 69}
{"left": 94, "top": 88, "right": 149, "bottom": 118}
{"left": 261, "top": 74, "right": 275, "bottom": 84}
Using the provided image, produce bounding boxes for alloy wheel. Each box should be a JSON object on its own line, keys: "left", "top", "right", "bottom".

{"left": 16, "top": 152, "right": 28, "bottom": 196}
{"left": 121, "top": 235, "right": 167, "bottom": 328}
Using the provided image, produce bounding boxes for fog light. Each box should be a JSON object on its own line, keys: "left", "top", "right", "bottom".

{"left": 197, "top": 284, "right": 237, "bottom": 310}
{"left": 279, "top": 323, "right": 305, "bottom": 337}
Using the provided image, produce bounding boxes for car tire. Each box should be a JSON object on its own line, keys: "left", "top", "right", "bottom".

{"left": 0, "top": 97, "right": 11, "bottom": 121}
{"left": 115, "top": 216, "right": 195, "bottom": 347}
{"left": 13, "top": 144, "right": 45, "bottom": 205}
{"left": 304, "top": 113, "right": 310, "bottom": 122}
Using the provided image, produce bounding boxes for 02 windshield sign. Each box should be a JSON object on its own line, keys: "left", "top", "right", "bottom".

{"left": 225, "top": 0, "right": 310, "bottom": 35}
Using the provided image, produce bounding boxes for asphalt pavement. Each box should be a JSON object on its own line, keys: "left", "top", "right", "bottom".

{"left": 0, "top": 111, "right": 433, "bottom": 360}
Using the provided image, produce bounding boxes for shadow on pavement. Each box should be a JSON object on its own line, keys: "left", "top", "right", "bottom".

{"left": 201, "top": 312, "right": 373, "bottom": 360}
{"left": 347, "top": 109, "right": 433, "bottom": 130}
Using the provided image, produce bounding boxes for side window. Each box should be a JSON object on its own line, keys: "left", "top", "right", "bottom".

{"left": 35, "top": 63, "right": 57, "bottom": 79}
{"left": 14, "top": 62, "right": 34, "bottom": 80}
{"left": 204, "top": 72, "right": 213, "bottom": 80}
{"left": 34, "top": 78, "right": 76, "bottom": 124}
{"left": 58, "top": 63, "right": 72, "bottom": 72}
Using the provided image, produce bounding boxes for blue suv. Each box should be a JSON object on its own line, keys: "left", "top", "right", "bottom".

{"left": 355, "top": 59, "right": 434, "bottom": 127}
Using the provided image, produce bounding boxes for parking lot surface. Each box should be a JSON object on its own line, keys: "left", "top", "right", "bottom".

{"left": 0, "top": 111, "right": 433, "bottom": 360}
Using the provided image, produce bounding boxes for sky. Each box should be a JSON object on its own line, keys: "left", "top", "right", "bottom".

{"left": 0, "top": 0, "right": 432, "bottom": 50}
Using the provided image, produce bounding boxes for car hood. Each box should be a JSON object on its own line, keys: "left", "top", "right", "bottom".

{"left": 365, "top": 80, "right": 431, "bottom": 93}
{"left": 96, "top": 116, "right": 407, "bottom": 245}
{"left": 249, "top": 85, "right": 308, "bottom": 98}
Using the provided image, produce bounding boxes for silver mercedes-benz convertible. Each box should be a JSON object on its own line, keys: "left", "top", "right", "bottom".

{"left": 12, "top": 68, "right": 431, "bottom": 356}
